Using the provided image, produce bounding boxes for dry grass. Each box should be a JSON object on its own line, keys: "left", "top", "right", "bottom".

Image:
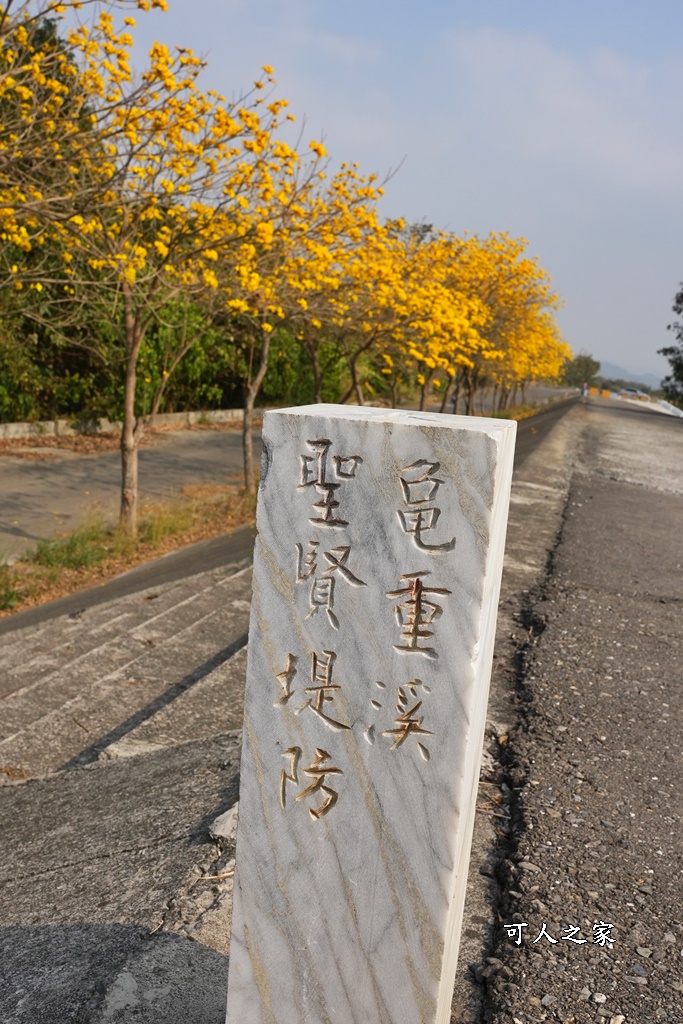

{"left": 0, "top": 482, "right": 256, "bottom": 618}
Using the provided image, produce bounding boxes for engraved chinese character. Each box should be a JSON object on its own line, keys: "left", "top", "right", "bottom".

{"left": 274, "top": 653, "right": 297, "bottom": 706}
{"left": 386, "top": 570, "right": 452, "bottom": 658}
{"left": 306, "top": 576, "right": 338, "bottom": 628}
{"left": 280, "top": 745, "right": 343, "bottom": 819}
{"left": 382, "top": 679, "right": 432, "bottom": 759}
{"left": 280, "top": 746, "right": 302, "bottom": 807}
{"left": 296, "top": 540, "right": 319, "bottom": 581}
{"left": 363, "top": 680, "right": 386, "bottom": 745}
{"left": 296, "top": 650, "right": 350, "bottom": 730}
{"left": 299, "top": 439, "right": 362, "bottom": 528}
{"left": 321, "top": 545, "right": 366, "bottom": 586}
{"left": 397, "top": 460, "right": 455, "bottom": 552}
{"left": 296, "top": 541, "right": 367, "bottom": 629}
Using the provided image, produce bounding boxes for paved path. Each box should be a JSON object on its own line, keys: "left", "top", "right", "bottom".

{"left": 1, "top": 396, "right": 681, "bottom": 1023}
{"left": 0, "top": 426, "right": 258, "bottom": 563}
{"left": 0, "top": 399, "right": 575, "bottom": 564}
{"left": 482, "top": 397, "right": 683, "bottom": 1024}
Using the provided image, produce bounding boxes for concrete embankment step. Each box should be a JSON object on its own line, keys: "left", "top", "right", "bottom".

{"left": 99, "top": 646, "right": 248, "bottom": 759}
{"left": 0, "top": 563, "right": 252, "bottom": 779}
{"left": 0, "top": 548, "right": 253, "bottom": 1022}
{"left": 0, "top": 556, "right": 251, "bottom": 694}
{"left": 1, "top": 565, "right": 251, "bottom": 724}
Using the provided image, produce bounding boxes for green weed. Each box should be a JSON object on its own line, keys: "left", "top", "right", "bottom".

{"left": 31, "top": 517, "right": 110, "bottom": 569}
{"left": 0, "top": 563, "right": 21, "bottom": 611}
{"left": 137, "top": 501, "right": 195, "bottom": 546}
{"left": 1, "top": 484, "right": 258, "bottom": 619}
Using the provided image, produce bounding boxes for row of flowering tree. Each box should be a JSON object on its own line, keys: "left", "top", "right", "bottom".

{"left": 0, "top": 0, "right": 570, "bottom": 532}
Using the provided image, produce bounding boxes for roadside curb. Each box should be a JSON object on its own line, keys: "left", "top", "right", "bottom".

{"left": 0, "top": 525, "right": 256, "bottom": 638}
{"left": 0, "top": 407, "right": 245, "bottom": 440}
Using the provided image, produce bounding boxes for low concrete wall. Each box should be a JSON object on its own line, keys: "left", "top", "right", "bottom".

{"left": 0, "top": 407, "right": 244, "bottom": 440}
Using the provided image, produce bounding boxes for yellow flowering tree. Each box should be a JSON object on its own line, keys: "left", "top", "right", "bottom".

{"left": 3, "top": 2, "right": 310, "bottom": 533}
{"left": 0, "top": 0, "right": 167, "bottom": 280}
{"left": 385, "top": 230, "right": 488, "bottom": 411}
{"left": 216, "top": 155, "right": 387, "bottom": 491}
{"left": 318, "top": 224, "right": 486, "bottom": 411}
{"left": 280, "top": 163, "right": 387, "bottom": 405}
{"left": 401, "top": 232, "right": 567, "bottom": 414}
{"left": 454, "top": 233, "right": 565, "bottom": 413}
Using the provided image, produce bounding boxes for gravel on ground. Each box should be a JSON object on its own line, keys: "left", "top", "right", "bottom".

{"left": 480, "top": 401, "right": 683, "bottom": 1024}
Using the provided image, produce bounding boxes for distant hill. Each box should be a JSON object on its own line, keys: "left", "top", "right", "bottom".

{"left": 598, "top": 362, "right": 663, "bottom": 389}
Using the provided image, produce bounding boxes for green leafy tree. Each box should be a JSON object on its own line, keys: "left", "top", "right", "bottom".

{"left": 659, "top": 284, "right": 683, "bottom": 408}
{"left": 562, "top": 352, "right": 600, "bottom": 388}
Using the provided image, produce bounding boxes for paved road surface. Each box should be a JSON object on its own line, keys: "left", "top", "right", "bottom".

{"left": 485, "top": 396, "right": 683, "bottom": 1024}
{"left": 1, "top": 396, "right": 682, "bottom": 1023}
{"left": 0, "top": 400, "right": 578, "bottom": 564}
{"left": 0, "top": 426, "right": 256, "bottom": 562}
{"left": 0, "top": 401, "right": 581, "bottom": 638}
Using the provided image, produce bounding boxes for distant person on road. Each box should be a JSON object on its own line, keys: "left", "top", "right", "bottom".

{"left": 581, "top": 381, "right": 588, "bottom": 398}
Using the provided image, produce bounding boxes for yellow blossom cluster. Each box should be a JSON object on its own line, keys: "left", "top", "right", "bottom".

{"left": 0, "top": 1, "right": 569, "bottom": 513}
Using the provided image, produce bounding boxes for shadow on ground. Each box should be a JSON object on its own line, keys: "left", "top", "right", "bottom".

{"left": 0, "top": 737, "right": 241, "bottom": 1023}
{"left": 0, "top": 924, "right": 227, "bottom": 1023}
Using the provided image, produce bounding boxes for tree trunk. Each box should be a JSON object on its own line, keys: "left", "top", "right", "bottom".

{"left": 347, "top": 352, "right": 365, "bottom": 405}
{"left": 451, "top": 384, "right": 460, "bottom": 415}
{"left": 119, "top": 285, "right": 144, "bottom": 538}
{"left": 243, "top": 391, "right": 256, "bottom": 495}
{"left": 339, "top": 335, "right": 376, "bottom": 405}
{"left": 438, "top": 377, "right": 452, "bottom": 414}
{"left": 243, "top": 324, "right": 272, "bottom": 493}
{"left": 465, "top": 371, "right": 477, "bottom": 416}
{"left": 418, "top": 369, "right": 434, "bottom": 411}
{"left": 311, "top": 347, "right": 323, "bottom": 404}
{"left": 120, "top": 363, "right": 139, "bottom": 537}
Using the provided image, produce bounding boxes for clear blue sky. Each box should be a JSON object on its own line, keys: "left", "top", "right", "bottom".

{"left": 128, "top": 0, "right": 683, "bottom": 379}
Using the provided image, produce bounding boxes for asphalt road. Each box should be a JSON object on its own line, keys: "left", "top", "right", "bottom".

{"left": 0, "top": 399, "right": 578, "bottom": 564}
{"left": 486, "top": 396, "right": 683, "bottom": 1024}
{"left": 0, "top": 426, "right": 255, "bottom": 563}
{"left": 2, "top": 396, "right": 681, "bottom": 1022}
{"left": 0, "top": 399, "right": 578, "bottom": 635}
{"left": 511, "top": 395, "right": 578, "bottom": 467}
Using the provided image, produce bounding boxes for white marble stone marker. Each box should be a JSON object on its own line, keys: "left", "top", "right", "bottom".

{"left": 226, "top": 405, "right": 516, "bottom": 1024}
